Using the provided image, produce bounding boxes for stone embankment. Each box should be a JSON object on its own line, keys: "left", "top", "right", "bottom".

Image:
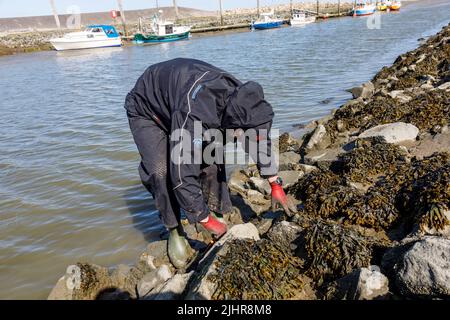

{"left": 49, "top": 23, "right": 450, "bottom": 301}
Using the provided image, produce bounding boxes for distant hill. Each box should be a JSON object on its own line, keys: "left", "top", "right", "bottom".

{"left": 0, "top": 7, "right": 217, "bottom": 33}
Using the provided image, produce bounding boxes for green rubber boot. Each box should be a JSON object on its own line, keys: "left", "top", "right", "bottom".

{"left": 168, "top": 227, "right": 194, "bottom": 269}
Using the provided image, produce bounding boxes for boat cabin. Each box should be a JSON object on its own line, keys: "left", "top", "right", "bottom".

{"left": 292, "top": 12, "right": 307, "bottom": 20}
{"left": 85, "top": 25, "right": 120, "bottom": 38}
{"left": 259, "top": 9, "right": 276, "bottom": 22}
{"left": 155, "top": 22, "right": 175, "bottom": 36}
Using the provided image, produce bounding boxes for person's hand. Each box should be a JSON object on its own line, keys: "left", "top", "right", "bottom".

{"left": 269, "top": 177, "right": 296, "bottom": 216}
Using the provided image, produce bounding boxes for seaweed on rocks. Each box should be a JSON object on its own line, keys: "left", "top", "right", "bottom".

{"left": 396, "top": 154, "right": 450, "bottom": 232}
{"left": 326, "top": 90, "right": 450, "bottom": 144}
{"left": 303, "top": 220, "right": 373, "bottom": 284}
{"left": 289, "top": 169, "right": 360, "bottom": 219}
{"left": 291, "top": 134, "right": 450, "bottom": 232}
{"left": 419, "top": 203, "right": 449, "bottom": 233}
{"left": 339, "top": 137, "right": 407, "bottom": 184}
{"left": 344, "top": 190, "right": 399, "bottom": 230}
{"left": 209, "top": 239, "right": 305, "bottom": 300}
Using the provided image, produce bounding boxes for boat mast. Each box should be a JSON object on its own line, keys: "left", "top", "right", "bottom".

{"left": 117, "top": 0, "right": 127, "bottom": 36}
{"left": 218, "top": 0, "right": 224, "bottom": 26}
{"left": 173, "top": 0, "right": 179, "bottom": 20}
{"left": 49, "top": 0, "right": 61, "bottom": 29}
{"left": 257, "top": 0, "right": 260, "bottom": 17}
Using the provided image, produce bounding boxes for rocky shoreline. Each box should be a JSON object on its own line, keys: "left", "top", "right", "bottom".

{"left": 48, "top": 23, "right": 450, "bottom": 300}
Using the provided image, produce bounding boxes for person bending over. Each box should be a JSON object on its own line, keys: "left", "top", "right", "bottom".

{"left": 125, "top": 58, "right": 290, "bottom": 268}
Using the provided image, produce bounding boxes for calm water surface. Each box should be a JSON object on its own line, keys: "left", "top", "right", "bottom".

{"left": 1, "top": 0, "right": 449, "bottom": 299}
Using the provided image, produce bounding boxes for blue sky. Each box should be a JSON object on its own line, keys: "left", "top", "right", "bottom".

{"left": 0, "top": 0, "right": 310, "bottom": 18}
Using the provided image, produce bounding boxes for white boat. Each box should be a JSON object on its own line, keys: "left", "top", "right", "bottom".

{"left": 50, "top": 25, "right": 122, "bottom": 51}
{"left": 290, "top": 12, "right": 316, "bottom": 26}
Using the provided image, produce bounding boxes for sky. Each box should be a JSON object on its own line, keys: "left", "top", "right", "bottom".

{"left": 0, "top": 0, "right": 316, "bottom": 18}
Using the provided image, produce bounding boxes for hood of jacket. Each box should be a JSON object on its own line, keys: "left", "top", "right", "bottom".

{"left": 221, "top": 81, "right": 274, "bottom": 129}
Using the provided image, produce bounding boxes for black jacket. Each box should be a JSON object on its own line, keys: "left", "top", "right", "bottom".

{"left": 125, "top": 58, "right": 275, "bottom": 216}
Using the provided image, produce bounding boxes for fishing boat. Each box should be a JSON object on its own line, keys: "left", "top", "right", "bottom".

{"left": 50, "top": 25, "right": 121, "bottom": 51}
{"left": 134, "top": 15, "right": 191, "bottom": 43}
{"left": 352, "top": 2, "right": 377, "bottom": 16}
{"left": 376, "top": 1, "right": 388, "bottom": 11}
{"left": 389, "top": 1, "right": 402, "bottom": 10}
{"left": 290, "top": 11, "right": 316, "bottom": 26}
{"left": 251, "top": 10, "right": 284, "bottom": 30}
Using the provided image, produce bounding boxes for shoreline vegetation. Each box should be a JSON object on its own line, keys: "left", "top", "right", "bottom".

{"left": 0, "top": 1, "right": 379, "bottom": 57}
{"left": 48, "top": 22, "right": 449, "bottom": 300}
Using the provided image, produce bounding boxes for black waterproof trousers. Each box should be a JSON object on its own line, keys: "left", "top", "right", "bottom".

{"left": 127, "top": 111, "right": 233, "bottom": 229}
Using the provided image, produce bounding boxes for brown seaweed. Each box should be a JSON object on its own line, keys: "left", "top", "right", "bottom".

{"left": 209, "top": 239, "right": 305, "bottom": 300}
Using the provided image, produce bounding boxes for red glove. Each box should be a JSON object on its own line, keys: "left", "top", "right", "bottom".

{"left": 270, "top": 178, "right": 295, "bottom": 215}
{"left": 200, "top": 214, "right": 228, "bottom": 238}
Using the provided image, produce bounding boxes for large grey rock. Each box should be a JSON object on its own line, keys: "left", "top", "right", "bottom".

{"left": 358, "top": 122, "right": 419, "bottom": 144}
{"left": 48, "top": 263, "right": 115, "bottom": 300}
{"left": 278, "top": 170, "right": 304, "bottom": 189}
{"left": 278, "top": 151, "right": 301, "bottom": 171}
{"left": 150, "top": 272, "right": 194, "bottom": 300}
{"left": 144, "top": 240, "right": 170, "bottom": 269}
{"left": 351, "top": 81, "right": 375, "bottom": 99}
{"left": 388, "top": 90, "right": 412, "bottom": 103}
{"left": 306, "top": 124, "right": 328, "bottom": 150}
{"left": 248, "top": 176, "right": 271, "bottom": 195}
{"left": 137, "top": 265, "right": 172, "bottom": 298}
{"left": 395, "top": 237, "right": 450, "bottom": 298}
{"left": 325, "top": 266, "right": 389, "bottom": 300}
{"left": 304, "top": 146, "right": 342, "bottom": 167}
{"left": 243, "top": 189, "right": 271, "bottom": 215}
{"left": 228, "top": 168, "right": 249, "bottom": 195}
{"left": 266, "top": 221, "right": 303, "bottom": 252}
{"left": 186, "top": 223, "right": 260, "bottom": 300}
